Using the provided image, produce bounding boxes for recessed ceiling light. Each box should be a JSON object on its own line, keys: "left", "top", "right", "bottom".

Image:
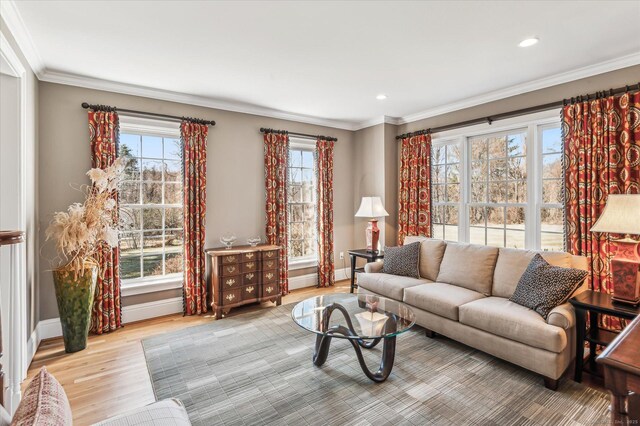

{"left": 518, "top": 37, "right": 539, "bottom": 47}
{"left": 376, "top": 94, "right": 387, "bottom": 100}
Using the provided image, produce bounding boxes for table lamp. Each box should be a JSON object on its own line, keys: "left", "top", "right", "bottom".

{"left": 590, "top": 194, "right": 640, "bottom": 305}
{"left": 355, "top": 196, "right": 389, "bottom": 252}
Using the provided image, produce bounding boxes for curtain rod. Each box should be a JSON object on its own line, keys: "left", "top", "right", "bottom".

{"left": 396, "top": 82, "right": 640, "bottom": 140}
{"left": 260, "top": 127, "right": 338, "bottom": 142}
{"left": 81, "top": 102, "right": 216, "bottom": 126}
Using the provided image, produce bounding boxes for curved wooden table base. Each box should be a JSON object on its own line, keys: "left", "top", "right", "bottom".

{"left": 312, "top": 302, "right": 398, "bottom": 383}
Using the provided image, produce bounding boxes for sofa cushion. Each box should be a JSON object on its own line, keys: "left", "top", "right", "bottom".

{"left": 382, "top": 242, "right": 421, "bottom": 279}
{"left": 493, "top": 248, "right": 573, "bottom": 298}
{"left": 403, "top": 236, "right": 447, "bottom": 281}
{"left": 459, "top": 297, "right": 567, "bottom": 353}
{"left": 404, "top": 283, "right": 485, "bottom": 321}
{"left": 436, "top": 243, "right": 498, "bottom": 295}
{"left": 93, "top": 398, "right": 191, "bottom": 426}
{"left": 12, "top": 367, "right": 72, "bottom": 426}
{"left": 510, "top": 254, "right": 587, "bottom": 318}
{"left": 357, "top": 273, "right": 430, "bottom": 300}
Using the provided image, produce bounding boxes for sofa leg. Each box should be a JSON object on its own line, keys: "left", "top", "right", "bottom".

{"left": 424, "top": 329, "right": 437, "bottom": 338}
{"left": 543, "top": 376, "right": 559, "bottom": 391}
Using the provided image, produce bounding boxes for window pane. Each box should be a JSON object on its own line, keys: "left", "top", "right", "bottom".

{"left": 470, "top": 138, "right": 487, "bottom": 160}
{"left": 444, "top": 225, "right": 458, "bottom": 242}
{"left": 302, "top": 183, "right": 313, "bottom": 203}
{"left": 486, "top": 227, "right": 505, "bottom": 247}
{"left": 433, "top": 184, "right": 445, "bottom": 203}
{"left": 543, "top": 180, "right": 563, "bottom": 204}
{"left": 164, "top": 160, "right": 181, "bottom": 181}
{"left": 119, "top": 182, "right": 140, "bottom": 204}
{"left": 290, "top": 223, "right": 303, "bottom": 239}
{"left": 470, "top": 227, "right": 485, "bottom": 245}
{"left": 432, "top": 205, "right": 444, "bottom": 225}
{"left": 303, "top": 239, "right": 316, "bottom": 257}
{"left": 164, "top": 138, "right": 181, "bottom": 161}
{"left": 290, "top": 150, "right": 302, "bottom": 167}
{"left": 542, "top": 127, "right": 562, "bottom": 154}
{"left": 447, "top": 144, "right": 461, "bottom": 163}
{"left": 165, "top": 207, "right": 182, "bottom": 229}
{"left": 470, "top": 206, "right": 485, "bottom": 227}
{"left": 120, "top": 252, "right": 141, "bottom": 280}
{"left": 446, "top": 184, "right": 460, "bottom": 203}
{"left": 164, "top": 183, "right": 182, "bottom": 204}
{"left": 289, "top": 185, "right": 302, "bottom": 203}
{"left": 541, "top": 208, "right": 564, "bottom": 233}
{"left": 143, "top": 231, "right": 164, "bottom": 249}
{"left": 304, "top": 222, "right": 315, "bottom": 239}
{"left": 445, "top": 206, "right": 458, "bottom": 226}
{"left": 507, "top": 134, "right": 526, "bottom": 156}
{"left": 488, "top": 136, "right": 506, "bottom": 159}
{"left": 302, "top": 151, "right": 314, "bottom": 168}
{"left": 433, "top": 146, "right": 445, "bottom": 165}
{"left": 164, "top": 251, "right": 183, "bottom": 275}
{"left": 304, "top": 205, "right": 315, "bottom": 221}
{"left": 142, "top": 135, "right": 163, "bottom": 159}
{"left": 290, "top": 168, "right": 302, "bottom": 184}
{"left": 120, "top": 134, "right": 141, "bottom": 157}
{"left": 489, "top": 159, "right": 506, "bottom": 181}
{"left": 143, "top": 208, "right": 162, "bottom": 230}
{"left": 166, "top": 229, "right": 184, "bottom": 247}
{"left": 542, "top": 154, "right": 562, "bottom": 179}
{"left": 487, "top": 207, "right": 504, "bottom": 228}
{"left": 506, "top": 230, "right": 525, "bottom": 249}
{"left": 471, "top": 161, "right": 486, "bottom": 182}
{"left": 433, "top": 224, "right": 444, "bottom": 240}
{"left": 433, "top": 165, "right": 446, "bottom": 183}
{"left": 506, "top": 207, "right": 525, "bottom": 229}
{"left": 290, "top": 240, "right": 303, "bottom": 257}
{"left": 541, "top": 232, "right": 564, "bottom": 251}
{"left": 507, "top": 180, "right": 527, "bottom": 203}
{"left": 120, "top": 231, "right": 141, "bottom": 252}
{"left": 446, "top": 164, "right": 459, "bottom": 183}
{"left": 302, "top": 169, "right": 313, "bottom": 183}
{"left": 120, "top": 207, "right": 141, "bottom": 231}
{"left": 488, "top": 182, "right": 505, "bottom": 203}
{"left": 290, "top": 204, "right": 303, "bottom": 222}
{"left": 471, "top": 183, "right": 487, "bottom": 203}
{"left": 507, "top": 156, "right": 526, "bottom": 180}
{"left": 121, "top": 157, "right": 140, "bottom": 180}
{"left": 142, "top": 160, "right": 163, "bottom": 181}
{"left": 143, "top": 182, "right": 162, "bottom": 204}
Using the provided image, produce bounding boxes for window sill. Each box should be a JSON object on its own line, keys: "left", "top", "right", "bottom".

{"left": 288, "top": 258, "right": 317, "bottom": 271}
{"left": 121, "top": 275, "right": 183, "bottom": 297}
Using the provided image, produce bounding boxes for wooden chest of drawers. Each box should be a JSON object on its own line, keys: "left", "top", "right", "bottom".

{"left": 205, "top": 244, "right": 282, "bottom": 319}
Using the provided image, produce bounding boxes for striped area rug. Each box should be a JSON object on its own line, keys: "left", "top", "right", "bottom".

{"left": 142, "top": 303, "right": 610, "bottom": 426}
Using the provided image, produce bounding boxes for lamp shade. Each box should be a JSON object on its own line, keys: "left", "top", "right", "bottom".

{"left": 355, "top": 196, "right": 389, "bottom": 218}
{"left": 590, "top": 194, "right": 640, "bottom": 235}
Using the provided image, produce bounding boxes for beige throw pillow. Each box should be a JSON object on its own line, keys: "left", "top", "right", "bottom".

{"left": 436, "top": 243, "right": 499, "bottom": 295}
{"left": 403, "top": 236, "right": 447, "bottom": 281}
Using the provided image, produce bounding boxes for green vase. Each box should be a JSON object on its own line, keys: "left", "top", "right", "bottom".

{"left": 53, "top": 264, "right": 98, "bottom": 353}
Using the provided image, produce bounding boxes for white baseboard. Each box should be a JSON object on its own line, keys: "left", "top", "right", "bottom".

{"left": 288, "top": 267, "right": 351, "bottom": 290}
{"left": 121, "top": 296, "right": 183, "bottom": 324}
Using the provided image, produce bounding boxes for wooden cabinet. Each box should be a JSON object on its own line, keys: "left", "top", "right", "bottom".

{"left": 206, "top": 245, "right": 282, "bottom": 319}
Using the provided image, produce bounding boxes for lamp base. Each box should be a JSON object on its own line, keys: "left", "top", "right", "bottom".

{"left": 610, "top": 239, "right": 640, "bottom": 306}
{"left": 365, "top": 219, "right": 380, "bottom": 252}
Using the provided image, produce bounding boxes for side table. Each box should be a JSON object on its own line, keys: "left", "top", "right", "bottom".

{"left": 348, "top": 249, "right": 384, "bottom": 293}
{"left": 569, "top": 290, "right": 639, "bottom": 382}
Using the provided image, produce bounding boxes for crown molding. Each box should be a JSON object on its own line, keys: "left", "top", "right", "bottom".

{"left": 353, "top": 115, "right": 402, "bottom": 131}
{"left": 0, "top": 0, "right": 45, "bottom": 76}
{"left": 397, "top": 52, "right": 640, "bottom": 125}
{"left": 39, "top": 69, "right": 359, "bottom": 130}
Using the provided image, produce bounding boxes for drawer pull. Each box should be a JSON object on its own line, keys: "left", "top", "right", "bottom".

{"left": 266, "top": 252, "right": 274, "bottom": 257}
{"left": 266, "top": 272, "right": 274, "bottom": 280}
{"left": 266, "top": 261, "right": 274, "bottom": 268}
{"left": 227, "top": 266, "right": 236, "bottom": 273}
{"left": 246, "top": 253, "right": 254, "bottom": 259}
{"left": 226, "top": 278, "right": 236, "bottom": 287}
{"left": 246, "top": 273, "right": 254, "bottom": 280}
{"left": 246, "top": 286, "right": 255, "bottom": 293}
{"left": 227, "top": 256, "right": 236, "bottom": 262}
{"left": 226, "top": 293, "right": 236, "bottom": 302}
{"left": 246, "top": 262, "right": 255, "bottom": 269}
{"left": 265, "top": 286, "right": 273, "bottom": 294}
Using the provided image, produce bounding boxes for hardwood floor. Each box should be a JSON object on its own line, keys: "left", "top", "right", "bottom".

{"left": 26, "top": 282, "right": 351, "bottom": 425}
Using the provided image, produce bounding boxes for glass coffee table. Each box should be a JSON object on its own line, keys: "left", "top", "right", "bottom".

{"left": 291, "top": 293, "right": 415, "bottom": 382}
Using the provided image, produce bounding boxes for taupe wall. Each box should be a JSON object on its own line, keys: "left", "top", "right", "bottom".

{"left": 37, "top": 82, "right": 355, "bottom": 319}
{"left": 398, "top": 65, "right": 640, "bottom": 134}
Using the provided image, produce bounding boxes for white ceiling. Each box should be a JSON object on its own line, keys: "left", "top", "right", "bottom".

{"left": 5, "top": 0, "right": 640, "bottom": 129}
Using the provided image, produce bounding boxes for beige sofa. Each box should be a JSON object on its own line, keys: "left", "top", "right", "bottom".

{"left": 358, "top": 236, "right": 588, "bottom": 390}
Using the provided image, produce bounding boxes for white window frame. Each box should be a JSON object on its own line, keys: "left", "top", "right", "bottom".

{"left": 431, "top": 140, "right": 463, "bottom": 242}
{"left": 118, "top": 116, "right": 183, "bottom": 296}
{"left": 431, "top": 109, "right": 562, "bottom": 250}
{"left": 288, "top": 138, "right": 318, "bottom": 270}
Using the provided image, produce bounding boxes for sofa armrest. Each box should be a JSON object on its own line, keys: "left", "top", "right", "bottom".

{"left": 364, "top": 261, "right": 384, "bottom": 273}
{"left": 547, "top": 302, "right": 575, "bottom": 330}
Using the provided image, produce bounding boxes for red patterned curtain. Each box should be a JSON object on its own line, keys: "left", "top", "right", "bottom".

{"left": 316, "top": 138, "right": 335, "bottom": 288}
{"left": 88, "top": 109, "right": 122, "bottom": 334}
{"left": 182, "top": 121, "right": 208, "bottom": 315}
{"left": 398, "top": 134, "right": 432, "bottom": 244}
{"left": 563, "top": 90, "right": 640, "bottom": 329}
{"left": 264, "top": 131, "right": 289, "bottom": 294}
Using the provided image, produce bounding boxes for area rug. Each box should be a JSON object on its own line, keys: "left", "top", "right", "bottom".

{"left": 142, "top": 303, "right": 610, "bottom": 426}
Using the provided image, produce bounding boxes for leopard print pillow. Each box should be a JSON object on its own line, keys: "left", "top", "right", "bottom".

{"left": 510, "top": 253, "right": 587, "bottom": 318}
{"left": 382, "top": 241, "right": 421, "bottom": 279}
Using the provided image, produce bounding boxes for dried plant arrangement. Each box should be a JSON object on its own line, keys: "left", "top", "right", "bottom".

{"left": 46, "top": 158, "right": 126, "bottom": 277}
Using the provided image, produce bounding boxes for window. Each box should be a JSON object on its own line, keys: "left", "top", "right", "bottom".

{"left": 288, "top": 142, "right": 317, "bottom": 266}
{"left": 118, "top": 125, "right": 184, "bottom": 283}
{"left": 539, "top": 124, "right": 564, "bottom": 250}
{"left": 468, "top": 130, "right": 527, "bottom": 248}
{"left": 432, "top": 143, "right": 461, "bottom": 241}
{"left": 430, "top": 111, "right": 564, "bottom": 250}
